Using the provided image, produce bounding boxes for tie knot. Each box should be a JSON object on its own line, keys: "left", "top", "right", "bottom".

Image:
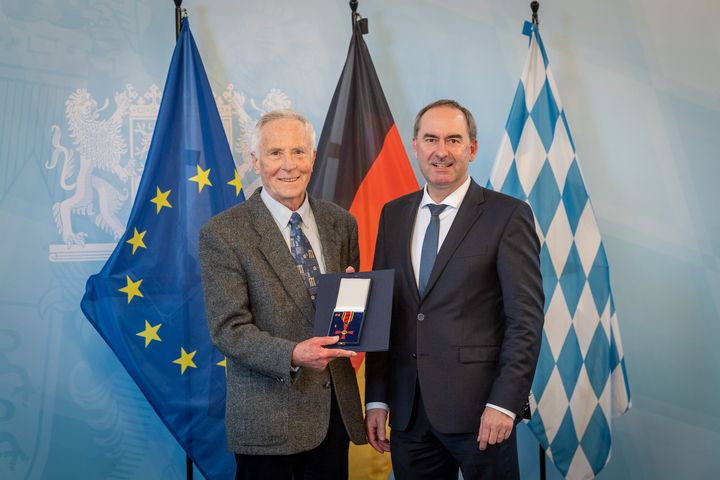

{"left": 426, "top": 204, "right": 448, "bottom": 217}
{"left": 289, "top": 212, "right": 303, "bottom": 227}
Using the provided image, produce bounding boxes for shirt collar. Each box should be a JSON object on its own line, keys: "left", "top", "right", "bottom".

{"left": 420, "top": 176, "right": 471, "bottom": 211}
{"left": 260, "top": 187, "right": 311, "bottom": 227}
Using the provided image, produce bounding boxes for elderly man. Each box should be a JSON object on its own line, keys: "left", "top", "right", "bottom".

{"left": 200, "top": 109, "right": 366, "bottom": 480}
{"left": 365, "top": 99, "right": 544, "bottom": 479}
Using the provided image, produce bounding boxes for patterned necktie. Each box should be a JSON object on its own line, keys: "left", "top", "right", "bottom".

{"left": 418, "top": 204, "right": 448, "bottom": 297}
{"left": 289, "top": 212, "right": 321, "bottom": 303}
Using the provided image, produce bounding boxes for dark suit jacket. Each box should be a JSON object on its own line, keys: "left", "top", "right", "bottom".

{"left": 199, "top": 188, "right": 366, "bottom": 455}
{"left": 365, "top": 179, "right": 544, "bottom": 433}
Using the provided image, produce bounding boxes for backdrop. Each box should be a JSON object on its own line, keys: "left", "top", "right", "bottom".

{"left": 0, "top": 0, "right": 718, "bottom": 478}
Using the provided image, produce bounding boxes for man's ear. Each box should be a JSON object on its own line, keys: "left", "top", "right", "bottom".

{"left": 469, "top": 139, "right": 478, "bottom": 162}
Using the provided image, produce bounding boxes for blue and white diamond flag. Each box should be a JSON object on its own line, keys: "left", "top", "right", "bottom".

{"left": 488, "top": 21, "right": 631, "bottom": 479}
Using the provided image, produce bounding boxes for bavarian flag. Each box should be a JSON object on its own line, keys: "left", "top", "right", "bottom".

{"left": 488, "top": 20, "right": 630, "bottom": 478}
{"left": 80, "top": 18, "right": 242, "bottom": 480}
{"left": 308, "top": 19, "right": 418, "bottom": 480}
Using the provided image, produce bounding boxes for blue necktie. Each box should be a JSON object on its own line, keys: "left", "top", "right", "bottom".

{"left": 418, "top": 204, "right": 448, "bottom": 297}
{"left": 289, "top": 212, "right": 321, "bottom": 303}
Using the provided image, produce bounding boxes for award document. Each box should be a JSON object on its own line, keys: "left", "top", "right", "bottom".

{"left": 327, "top": 278, "right": 371, "bottom": 345}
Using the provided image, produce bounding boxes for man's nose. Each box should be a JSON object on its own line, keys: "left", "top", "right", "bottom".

{"left": 434, "top": 141, "right": 448, "bottom": 158}
{"left": 280, "top": 151, "right": 296, "bottom": 169}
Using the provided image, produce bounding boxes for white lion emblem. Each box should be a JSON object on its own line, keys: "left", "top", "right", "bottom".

{"left": 47, "top": 87, "right": 137, "bottom": 245}
{"left": 224, "top": 86, "right": 292, "bottom": 194}
{"left": 47, "top": 85, "right": 293, "bottom": 259}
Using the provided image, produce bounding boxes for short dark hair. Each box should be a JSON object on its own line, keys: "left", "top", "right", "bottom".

{"left": 413, "top": 99, "right": 477, "bottom": 142}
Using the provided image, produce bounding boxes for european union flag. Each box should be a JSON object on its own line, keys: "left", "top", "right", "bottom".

{"left": 81, "top": 18, "right": 242, "bottom": 480}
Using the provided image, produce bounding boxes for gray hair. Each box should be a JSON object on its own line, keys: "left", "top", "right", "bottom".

{"left": 250, "top": 108, "right": 317, "bottom": 154}
{"left": 413, "top": 99, "right": 477, "bottom": 143}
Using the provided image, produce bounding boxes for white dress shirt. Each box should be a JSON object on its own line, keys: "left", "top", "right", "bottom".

{"left": 260, "top": 188, "right": 326, "bottom": 274}
{"left": 366, "top": 177, "right": 515, "bottom": 420}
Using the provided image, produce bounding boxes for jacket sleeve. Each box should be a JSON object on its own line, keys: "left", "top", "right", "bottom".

{"left": 199, "top": 223, "right": 297, "bottom": 383}
{"left": 364, "top": 204, "right": 391, "bottom": 404}
{"left": 487, "top": 201, "right": 545, "bottom": 415}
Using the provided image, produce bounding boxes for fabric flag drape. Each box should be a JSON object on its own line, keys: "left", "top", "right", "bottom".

{"left": 308, "top": 21, "right": 418, "bottom": 480}
{"left": 80, "top": 18, "right": 242, "bottom": 480}
{"left": 488, "top": 21, "right": 630, "bottom": 479}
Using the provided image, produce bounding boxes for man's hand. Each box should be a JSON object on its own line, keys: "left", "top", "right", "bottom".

{"left": 477, "top": 407, "right": 513, "bottom": 451}
{"left": 345, "top": 266, "right": 355, "bottom": 273}
{"left": 291, "top": 336, "right": 356, "bottom": 370}
{"left": 365, "top": 408, "right": 391, "bottom": 453}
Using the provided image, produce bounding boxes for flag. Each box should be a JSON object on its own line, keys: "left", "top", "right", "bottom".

{"left": 309, "top": 23, "right": 417, "bottom": 273}
{"left": 488, "top": 21, "right": 631, "bottom": 479}
{"left": 80, "top": 18, "right": 242, "bottom": 480}
{"left": 308, "top": 21, "right": 418, "bottom": 480}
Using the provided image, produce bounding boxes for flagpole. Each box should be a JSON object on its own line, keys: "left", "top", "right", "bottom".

{"left": 173, "top": 3, "right": 194, "bottom": 479}
{"left": 532, "top": 4, "right": 544, "bottom": 479}
{"left": 349, "top": 0, "right": 369, "bottom": 34}
{"left": 175, "top": 0, "right": 183, "bottom": 38}
{"left": 531, "top": 4, "right": 543, "bottom": 479}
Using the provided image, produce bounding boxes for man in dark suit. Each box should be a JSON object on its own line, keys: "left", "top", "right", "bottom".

{"left": 365, "top": 99, "right": 544, "bottom": 479}
{"left": 199, "top": 109, "right": 366, "bottom": 480}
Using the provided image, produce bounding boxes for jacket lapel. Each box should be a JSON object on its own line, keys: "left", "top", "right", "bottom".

{"left": 422, "top": 180, "right": 485, "bottom": 300}
{"left": 249, "top": 190, "right": 315, "bottom": 324}
{"left": 311, "top": 198, "right": 341, "bottom": 274}
{"left": 402, "top": 192, "right": 424, "bottom": 304}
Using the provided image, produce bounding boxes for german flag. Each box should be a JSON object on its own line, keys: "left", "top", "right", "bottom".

{"left": 308, "top": 20, "right": 418, "bottom": 480}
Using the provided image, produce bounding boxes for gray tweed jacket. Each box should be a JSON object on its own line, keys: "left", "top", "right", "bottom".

{"left": 199, "top": 188, "right": 367, "bottom": 455}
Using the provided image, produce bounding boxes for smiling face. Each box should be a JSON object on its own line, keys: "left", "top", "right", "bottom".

{"left": 412, "top": 105, "right": 478, "bottom": 202}
{"left": 252, "top": 118, "right": 316, "bottom": 211}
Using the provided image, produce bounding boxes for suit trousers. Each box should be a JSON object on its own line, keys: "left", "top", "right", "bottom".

{"left": 234, "top": 388, "right": 349, "bottom": 480}
{"left": 390, "top": 383, "right": 520, "bottom": 480}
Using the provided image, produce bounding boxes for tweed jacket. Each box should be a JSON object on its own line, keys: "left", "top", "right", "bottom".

{"left": 199, "top": 188, "right": 366, "bottom": 454}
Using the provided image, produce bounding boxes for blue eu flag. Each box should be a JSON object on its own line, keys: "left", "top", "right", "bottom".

{"left": 81, "top": 18, "right": 242, "bottom": 480}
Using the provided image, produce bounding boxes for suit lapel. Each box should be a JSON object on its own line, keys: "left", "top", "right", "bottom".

{"left": 422, "top": 180, "right": 485, "bottom": 300}
{"left": 311, "top": 198, "right": 341, "bottom": 274}
{"left": 249, "top": 190, "right": 315, "bottom": 324}
{"left": 402, "top": 192, "right": 424, "bottom": 304}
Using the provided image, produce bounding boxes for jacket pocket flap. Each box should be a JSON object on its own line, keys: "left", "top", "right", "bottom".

{"left": 458, "top": 346, "right": 500, "bottom": 363}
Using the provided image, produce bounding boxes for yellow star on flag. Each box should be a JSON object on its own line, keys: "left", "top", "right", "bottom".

{"left": 125, "top": 228, "right": 147, "bottom": 255}
{"left": 136, "top": 320, "right": 161, "bottom": 347}
{"left": 173, "top": 347, "right": 197, "bottom": 374}
{"left": 151, "top": 187, "right": 172, "bottom": 214}
{"left": 189, "top": 164, "right": 212, "bottom": 192}
{"left": 217, "top": 357, "right": 227, "bottom": 377}
{"left": 227, "top": 169, "right": 243, "bottom": 197}
{"left": 118, "top": 275, "right": 143, "bottom": 303}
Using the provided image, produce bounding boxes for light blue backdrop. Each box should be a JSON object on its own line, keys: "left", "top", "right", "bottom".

{"left": 1, "top": 0, "right": 718, "bottom": 478}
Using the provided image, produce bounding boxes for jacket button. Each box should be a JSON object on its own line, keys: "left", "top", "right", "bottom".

{"left": 411, "top": 353, "right": 417, "bottom": 359}
{"left": 323, "top": 381, "right": 331, "bottom": 389}
{"left": 417, "top": 313, "right": 425, "bottom": 321}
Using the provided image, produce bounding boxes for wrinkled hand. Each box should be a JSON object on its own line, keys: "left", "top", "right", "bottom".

{"left": 477, "top": 407, "right": 513, "bottom": 451}
{"left": 365, "top": 408, "right": 391, "bottom": 453}
{"left": 291, "top": 336, "right": 356, "bottom": 371}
